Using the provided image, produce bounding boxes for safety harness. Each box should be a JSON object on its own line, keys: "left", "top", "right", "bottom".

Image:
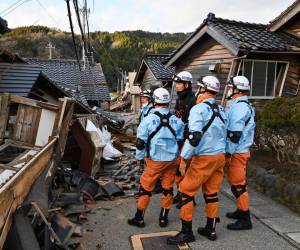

{"left": 180, "top": 102, "right": 225, "bottom": 208}
{"left": 146, "top": 111, "right": 176, "bottom": 157}
{"left": 236, "top": 100, "right": 253, "bottom": 126}
{"left": 202, "top": 101, "right": 225, "bottom": 133}
{"left": 139, "top": 105, "right": 153, "bottom": 122}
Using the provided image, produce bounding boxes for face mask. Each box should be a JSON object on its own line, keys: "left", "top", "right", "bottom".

{"left": 226, "top": 89, "right": 233, "bottom": 99}
{"left": 142, "top": 103, "right": 148, "bottom": 108}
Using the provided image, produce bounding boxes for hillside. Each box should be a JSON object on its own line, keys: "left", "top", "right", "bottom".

{"left": 0, "top": 26, "right": 188, "bottom": 89}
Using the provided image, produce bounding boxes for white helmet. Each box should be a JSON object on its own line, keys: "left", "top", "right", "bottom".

{"left": 173, "top": 71, "right": 193, "bottom": 83}
{"left": 153, "top": 88, "right": 170, "bottom": 104}
{"left": 231, "top": 76, "right": 250, "bottom": 91}
{"left": 140, "top": 89, "right": 153, "bottom": 99}
{"left": 197, "top": 76, "right": 220, "bottom": 93}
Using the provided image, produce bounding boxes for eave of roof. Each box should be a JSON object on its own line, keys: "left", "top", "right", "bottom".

{"left": 134, "top": 54, "right": 175, "bottom": 84}
{"left": 166, "top": 13, "right": 300, "bottom": 66}
{"left": 268, "top": 0, "right": 300, "bottom": 32}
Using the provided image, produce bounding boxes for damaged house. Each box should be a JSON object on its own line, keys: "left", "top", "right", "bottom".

{"left": 26, "top": 58, "right": 111, "bottom": 109}
{"left": 134, "top": 53, "right": 176, "bottom": 108}
{"left": 166, "top": 5, "right": 300, "bottom": 103}
{"left": 0, "top": 93, "right": 74, "bottom": 248}
{"left": 134, "top": 54, "right": 175, "bottom": 91}
{"left": 0, "top": 51, "right": 91, "bottom": 113}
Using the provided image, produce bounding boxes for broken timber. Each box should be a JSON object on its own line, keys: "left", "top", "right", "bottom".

{"left": 0, "top": 93, "right": 74, "bottom": 248}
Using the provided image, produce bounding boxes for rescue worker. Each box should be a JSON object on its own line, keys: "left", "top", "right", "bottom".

{"left": 139, "top": 89, "right": 153, "bottom": 123}
{"left": 172, "top": 71, "right": 196, "bottom": 204}
{"left": 128, "top": 88, "right": 184, "bottom": 228}
{"left": 225, "top": 75, "right": 255, "bottom": 230}
{"left": 167, "top": 76, "right": 227, "bottom": 244}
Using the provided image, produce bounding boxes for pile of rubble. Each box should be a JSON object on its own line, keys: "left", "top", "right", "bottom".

{"left": 30, "top": 128, "right": 144, "bottom": 249}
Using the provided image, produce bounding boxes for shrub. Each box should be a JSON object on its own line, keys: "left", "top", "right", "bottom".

{"left": 255, "top": 96, "right": 300, "bottom": 166}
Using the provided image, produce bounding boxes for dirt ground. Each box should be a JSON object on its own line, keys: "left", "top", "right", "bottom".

{"left": 249, "top": 150, "right": 300, "bottom": 185}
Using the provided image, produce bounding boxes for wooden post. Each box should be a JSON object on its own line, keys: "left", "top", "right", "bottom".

{"left": 221, "top": 59, "right": 240, "bottom": 106}
{"left": 0, "top": 93, "right": 10, "bottom": 142}
{"left": 31, "top": 202, "right": 62, "bottom": 245}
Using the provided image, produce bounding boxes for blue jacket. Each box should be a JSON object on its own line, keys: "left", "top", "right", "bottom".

{"left": 181, "top": 98, "right": 227, "bottom": 159}
{"left": 225, "top": 95, "right": 255, "bottom": 154}
{"left": 139, "top": 103, "right": 153, "bottom": 122}
{"left": 136, "top": 107, "right": 184, "bottom": 161}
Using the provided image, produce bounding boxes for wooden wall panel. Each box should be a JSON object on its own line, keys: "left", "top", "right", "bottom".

{"left": 174, "top": 36, "right": 235, "bottom": 102}
{"left": 141, "top": 69, "right": 162, "bottom": 90}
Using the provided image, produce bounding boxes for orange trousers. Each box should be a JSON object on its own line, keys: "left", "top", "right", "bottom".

{"left": 226, "top": 152, "right": 250, "bottom": 212}
{"left": 175, "top": 156, "right": 191, "bottom": 186}
{"left": 137, "top": 158, "right": 177, "bottom": 210}
{"left": 179, "top": 154, "right": 225, "bottom": 221}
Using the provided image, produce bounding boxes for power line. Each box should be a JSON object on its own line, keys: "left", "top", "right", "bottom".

{"left": 66, "top": 0, "right": 81, "bottom": 73}
{"left": 35, "top": 0, "right": 60, "bottom": 27}
{"left": 0, "top": 0, "right": 24, "bottom": 15}
{"left": 73, "top": 0, "right": 88, "bottom": 58}
{"left": 2, "top": 0, "right": 32, "bottom": 17}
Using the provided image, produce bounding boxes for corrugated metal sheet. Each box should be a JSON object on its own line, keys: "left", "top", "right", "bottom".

{"left": 0, "top": 63, "right": 41, "bottom": 96}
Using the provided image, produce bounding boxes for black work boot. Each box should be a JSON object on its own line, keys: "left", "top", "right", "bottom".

{"left": 159, "top": 208, "right": 169, "bottom": 227}
{"left": 197, "top": 217, "right": 220, "bottom": 241}
{"left": 128, "top": 209, "right": 145, "bottom": 227}
{"left": 226, "top": 209, "right": 242, "bottom": 220}
{"left": 167, "top": 220, "right": 195, "bottom": 245}
{"left": 173, "top": 192, "right": 181, "bottom": 204}
{"left": 227, "top": 210, "right": 252, "bottom": 230}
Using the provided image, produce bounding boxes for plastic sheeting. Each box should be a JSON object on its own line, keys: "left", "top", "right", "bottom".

{"left": 86, "top": 120, "right": 122, "bottom": 160}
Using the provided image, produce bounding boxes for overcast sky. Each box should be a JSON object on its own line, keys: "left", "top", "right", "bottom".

{"left": 0, "top": 0, "right": 296, "bottom": 33}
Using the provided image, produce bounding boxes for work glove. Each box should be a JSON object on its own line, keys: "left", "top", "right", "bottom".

{"left": 179, "top": 158, "right": 188, "bottom": 177}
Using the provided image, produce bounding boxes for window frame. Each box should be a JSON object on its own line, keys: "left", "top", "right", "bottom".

{"left": 239, "top": 59, "right": 289, "bottom": 99}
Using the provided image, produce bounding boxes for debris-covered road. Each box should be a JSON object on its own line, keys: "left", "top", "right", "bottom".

{"left": 76, "top": 186, "right": 299, "bottom": 250}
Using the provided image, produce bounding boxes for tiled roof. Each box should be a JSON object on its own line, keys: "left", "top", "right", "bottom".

{"left": 0, "top": 62, "right": 90, "bottom": 107}
{"left": 144, "top": 54, "right": 175, "bottom": 80}
{"left": 207, "top": 14, "right": 300, "bottom": 52}
{"left": 269, "top": 0, "right": 299, "bottom": 28}
{"left": 167, "top": 13, "right": 300, "bottom": 65}
{"left": 26, "top": 58, "right": 110, "bottom": 102}
{"left": 0, "top": 63, "right": 41, "bottom": 96}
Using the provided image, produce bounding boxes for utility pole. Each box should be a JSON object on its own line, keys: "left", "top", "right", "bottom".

{"left": 80, "top": 0, "right": 90, "bottom": 70}
{"left": 46, "top": 40, "right": 55, "bottom": 59}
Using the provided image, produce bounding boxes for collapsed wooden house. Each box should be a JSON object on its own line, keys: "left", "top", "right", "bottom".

{"left": 26, "top": 58, "right": 111, "bottom": 109}
{"left": 165, "top": 6, "right": 300, "bottom": 102}
{"left": 0, "top": 53, "right": 91, "bottom": 113}
{"left": 0, "top": 93, "right": 74, "bottom": 248}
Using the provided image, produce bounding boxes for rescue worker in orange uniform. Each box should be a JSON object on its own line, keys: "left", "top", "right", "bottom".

{"left": 167, "top": 76, "right": 227, "bottom": 244}
{"left": 172, "top": 71, "right": 196, "bottom": 205}
{"left": 128, "top": 88, "right": 184, "bottom": 228}
{"left": 225, "top": 76, "right": 255, "bottom": 230}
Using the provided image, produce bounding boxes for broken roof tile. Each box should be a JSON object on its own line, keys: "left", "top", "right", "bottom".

{"left": 26, "top": 58, "right": 110, "bottom": 102}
